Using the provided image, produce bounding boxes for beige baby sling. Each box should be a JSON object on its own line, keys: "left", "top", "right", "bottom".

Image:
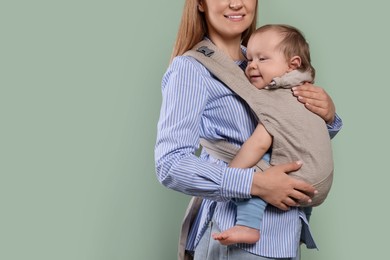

{"left": 177, "top": 40, "right": 334, "bottom": 260}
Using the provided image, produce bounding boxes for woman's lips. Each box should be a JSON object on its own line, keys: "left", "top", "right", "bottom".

{"left": 224, "top": 14, "right": 245, "bottom": 21}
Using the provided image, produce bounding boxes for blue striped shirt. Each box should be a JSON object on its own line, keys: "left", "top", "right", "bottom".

{"left": 155, "top": 52, "right": 343, "bottom": 258}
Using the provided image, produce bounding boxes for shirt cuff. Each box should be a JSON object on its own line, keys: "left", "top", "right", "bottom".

{"left": 327, "top": 113, "right": 343, "bottom": 139}
{"left": 220, "top": 167, "right": 254, "bottom": 199}
{"left": 326, "top": 113, "right": 343, "bottom": 129}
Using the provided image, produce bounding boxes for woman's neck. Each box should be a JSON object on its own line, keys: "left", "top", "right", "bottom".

{"left": 208, "top": 35, "right": 245, "bottom": 61}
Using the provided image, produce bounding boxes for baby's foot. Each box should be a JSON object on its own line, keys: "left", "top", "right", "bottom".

{"left": 212, "top": 225, "right": 260, "bottom": 245}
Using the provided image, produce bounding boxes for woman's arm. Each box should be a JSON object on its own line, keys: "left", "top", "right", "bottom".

{"left": 155, "top": 57, "right": 254, "bottom": 202}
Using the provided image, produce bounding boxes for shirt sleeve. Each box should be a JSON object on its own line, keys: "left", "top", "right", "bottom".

{"left": 327, "top": 113, "right": 343, "bottom": 139}
{"left": 154, "top": 56, "right": 254, "bottom": 202}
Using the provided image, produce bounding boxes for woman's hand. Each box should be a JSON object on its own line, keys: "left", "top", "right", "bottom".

{"left": 292, "top": 83, "right": 335, "bottom": 124}
{"left": 251, "top": 161, "right": 317, "bottom": 211}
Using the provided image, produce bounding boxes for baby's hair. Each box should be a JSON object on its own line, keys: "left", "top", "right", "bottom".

{"left": 254, "top": 24, "right": 315, "bottom": 80}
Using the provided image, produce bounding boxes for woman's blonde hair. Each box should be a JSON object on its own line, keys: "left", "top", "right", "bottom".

{"left": 170, "top": 0, "right": 258, "bottom": 61}
{"left": 254, "top": 24, "right": 316, "bottom": 79}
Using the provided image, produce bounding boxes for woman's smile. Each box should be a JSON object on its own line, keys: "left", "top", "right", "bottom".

{"left": 224, "top": 13, "right": 245, "bottom": 21}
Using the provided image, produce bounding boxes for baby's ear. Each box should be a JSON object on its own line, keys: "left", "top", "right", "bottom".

{"left": 288, "top": 56, "right": 302, "bottom": 70}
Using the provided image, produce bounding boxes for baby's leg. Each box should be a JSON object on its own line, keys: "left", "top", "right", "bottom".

{"left": 212, "top": 197, "right": 265, "bottom": 245}
{"left": 212, "top": 225, "right": 260, "bottom": 245}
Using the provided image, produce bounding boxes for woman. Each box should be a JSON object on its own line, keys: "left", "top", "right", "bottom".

{"left": 155, "top": 0, "right": 342, "bottom": 259}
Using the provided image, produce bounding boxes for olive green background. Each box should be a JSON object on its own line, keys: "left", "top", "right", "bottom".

{"left": 1, "top": 1, "right": 389, "bottom": 259}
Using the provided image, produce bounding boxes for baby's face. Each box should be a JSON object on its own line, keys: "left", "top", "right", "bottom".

{"left": 245, "top": 30, "right": 290, "bottom": 89}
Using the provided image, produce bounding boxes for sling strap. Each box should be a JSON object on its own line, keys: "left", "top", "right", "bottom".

{"left": 189, "top": 39, "right": 277, "bottom": 170}
{"left": 199, "top": 138, "right": 270, "bottom": 172}
{"left": 178, "top": 196, "right": 203, "bottom": 260}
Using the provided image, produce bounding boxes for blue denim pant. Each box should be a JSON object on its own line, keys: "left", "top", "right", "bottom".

{"left": 194, "top": 221, "right": 301, "bottom": 260}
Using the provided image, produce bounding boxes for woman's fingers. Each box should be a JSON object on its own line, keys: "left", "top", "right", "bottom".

{"left": 251, "top": 161, "right": 317, "bottom": 210}
{"left": 288, "top": 187, "right": 315, "bottom": 205}
{"left": 292, "top": 83, "right": 335, "bottom": 124}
